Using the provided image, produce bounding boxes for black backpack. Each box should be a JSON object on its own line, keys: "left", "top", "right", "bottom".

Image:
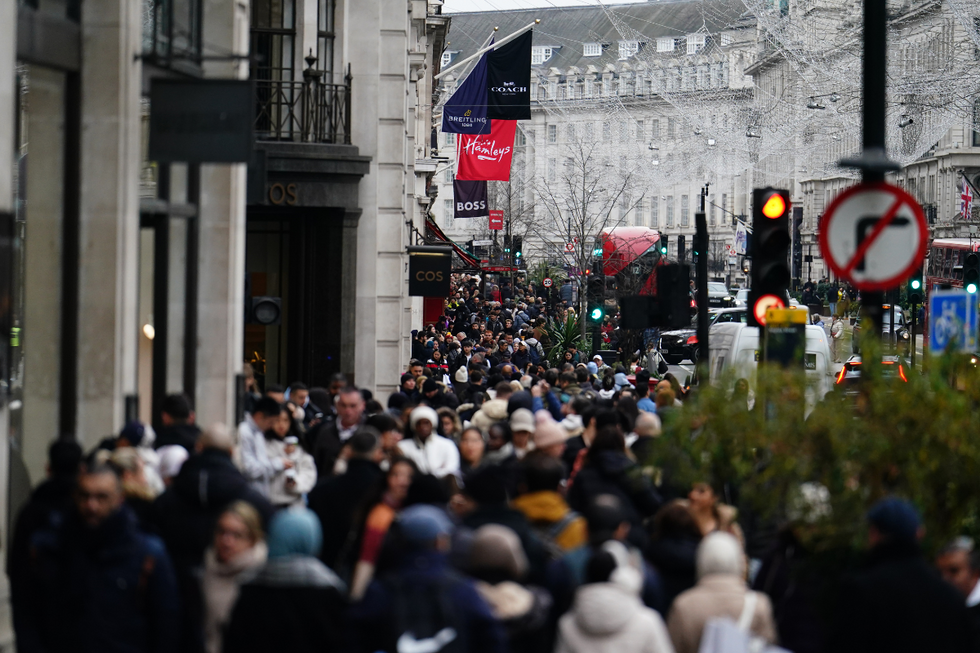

{"left": 386, "top": 574, "right": 469, "bottom": 653}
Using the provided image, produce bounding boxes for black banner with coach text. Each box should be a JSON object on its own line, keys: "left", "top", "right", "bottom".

{"left": 487, "top": 31, "right": 532, "bottom": 121}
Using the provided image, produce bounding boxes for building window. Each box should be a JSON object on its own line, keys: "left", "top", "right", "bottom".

{"left": 317, "top": 0, "right": 336, "bottom": 81}
{"left": 722, "top": 194, "right": 728, "bottom": 222}
{"left": 709, "top": 195, "right": 716, "bottom": 225}
{"left": 602, "top": 76, "right": 612, "bottom": 95}
{"left": 651, "top": 119, "right": 660, "bottom": 139}
{"left": 634, "top": 199, "right": 644, "bottom": 226}
{"left": 619, "top": 40, "right": 639, "bottom": 59}
{"left": 667, "top": 118, "right": 676, "bottom": 139}
{"left": 441, "top": 51, "right": 453, "bottom": 67}
{"left": 603, "top": 122, "right": 611, "bottom": 141}
{"left": 566, "top": 124, "right": 576, "bottom": 141}
{"left": 531, "top": 46, "right": 553, "bottom": 65}
{"left": 585, "top": 123, "right": 595, "bottom": 140}
{"left": 636, "top": 120, "right": 644, "bottom": 140}
{"left": 686, "top": 33, "right": 706, "bottom": 55}
{"left": 584, "top": 42, "right": 601, "bottom": 57}
{"left": 444, "top": 199, "right": 453, "bottom": 217}
{"left": 444, "top": 168, "right": 453, "bottom": 183}
{"left": 666, "top": 196, "right": 674, "bottom": 227}
{"left": 548, "top": 158, "right": 556, "bottom": 182}
{"left": 651, "top": 198, "right": 659, "bottom": 227}
{"left": 681, "top": 195, "right": 690, "bottom": 226}
{"left": 657, "top": 37, "right": 675, "bottom": 52}
{"left": 251, "top": 0, "right": 297, "bottom": 82}
{"left": 548, "top": 124, "right": 557, "bottom": 143}
{"left": 618, "top": 122, "right": 628, "bottom": 141}
{"left": 516, "top": 129, "right": 527, "bottom": 146}
{"left": 445, "top": 132, "right": 455, "bottom": 146}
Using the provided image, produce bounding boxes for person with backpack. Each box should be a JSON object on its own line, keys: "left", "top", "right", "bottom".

{"left": 667, "top": 532, "right": 776, "bottom": 653}
{"left": 512, "top": 453, "right": 587, "bottom": 559}
{"left": 347, "top": 504, "right": 507, "bottom": 653}
{"left": 555, "top": 543, "right": 675, "bottom": 653}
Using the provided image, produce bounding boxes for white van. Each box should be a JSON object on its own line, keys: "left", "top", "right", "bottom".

{"left": 707, "top": 322, "right": 834, "bottom": 410}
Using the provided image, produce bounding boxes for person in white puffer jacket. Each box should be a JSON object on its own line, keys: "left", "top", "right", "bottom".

{"left": 556, "top": 541, "right": 676, "bottom": 653}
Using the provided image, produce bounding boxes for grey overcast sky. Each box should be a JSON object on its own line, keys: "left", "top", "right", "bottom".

{"left": 443, "top": 0, "right": 646, "bottom": 13}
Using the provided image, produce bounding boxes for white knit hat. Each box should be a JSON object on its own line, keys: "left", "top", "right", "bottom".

{"left": 409, "top": 405, "right": 439, "bottom": 430}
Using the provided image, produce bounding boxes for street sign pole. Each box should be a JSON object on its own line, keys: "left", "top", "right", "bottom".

{"left": 839, "top": 0, "right": 901, "bottom": 369}
{"left": 696, "top": 211, "right": 709, "bottom": 383}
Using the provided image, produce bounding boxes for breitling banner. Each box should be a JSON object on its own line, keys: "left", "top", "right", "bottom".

{"left": 486, "top": 31, "right": 532, "bottom": 120}
{"left": 442, "top": 51, "right": 491, "bottom": 135}
{"left": 455, "top": 120, "right": 518, "bottom": 181}
{"left": 453, "top": 179, "right": 489, "bottom": 218}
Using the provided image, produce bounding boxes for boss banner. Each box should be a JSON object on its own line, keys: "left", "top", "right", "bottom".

{"left": 408, "top": 246, "right": 453, "bottom": 297}
{"left": 453, "top": 179, "right": 489, "bottom": 218}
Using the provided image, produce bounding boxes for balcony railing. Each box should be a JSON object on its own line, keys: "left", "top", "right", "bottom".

{"left": 254, "top": 66, "right": 352, "bottom": 144}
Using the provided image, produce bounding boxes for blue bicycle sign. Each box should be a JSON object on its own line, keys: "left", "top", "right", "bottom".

{"left": 929, "top": 290, "right": 978, "bottom": 353}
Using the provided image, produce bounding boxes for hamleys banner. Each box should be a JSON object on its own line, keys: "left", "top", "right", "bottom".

{"left": 455, "top": 120, "right": 518, "bottom": 181}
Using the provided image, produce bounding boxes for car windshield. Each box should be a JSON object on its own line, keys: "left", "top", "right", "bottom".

{"left": 882, "top": 308, "right": 905, "bottom": 326}
{"left": 735, "top": 290, "right": 749, "bottom": 300}
{"left": 708, "top": 283, "right": 728, "bottom": 294}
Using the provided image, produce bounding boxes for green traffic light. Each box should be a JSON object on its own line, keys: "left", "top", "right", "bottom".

{"left": 660, "top": 247, "right": 667, "bottom": 255}
{"left": 590, "top": 307, "right": 603, "bottom": 320}
{"left": 910, "top": 279, "right": 921, "bottom": 290}
{"left": 968, "top": 283, "right": 978, "bottom": 294}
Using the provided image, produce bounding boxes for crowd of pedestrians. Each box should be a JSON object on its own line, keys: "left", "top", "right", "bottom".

{"left": 6, "top": 274, "right": 980, "bottom": 653}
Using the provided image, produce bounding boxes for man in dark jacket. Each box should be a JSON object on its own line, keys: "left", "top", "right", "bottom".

{"left": 828, "top": 498, "right": 974, "bottom": 653}
{"left": 8, "top": 439, "right": 82, "bottom": 638}
{"left": 348, "top": 504, "right": 506, "bottom": 653}
{"left": 154, "top": 393, "right": 202, "bottom": 452}
{"left": 937, "top": 537, "right": 980, "bottom": 648}
{"left": 311, "top": 385, "right": 365, "bottom": 478}
{"left": 308, "top": 428, "right": 385, "bottom": 572}
{"left": 151, "top": 425, "right": 272, "bottom": 653}
{"left": 421, "top": 378, "right": 460, "bottom": 411}
{"left": 17, "top": 463, "right": 180, "bottom": 653}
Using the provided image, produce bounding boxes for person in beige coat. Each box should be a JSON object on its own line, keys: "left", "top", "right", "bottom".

{"left": 667, "top": 532, "right": 777, "bottom": 653}
{"left": 201, "top": 501, "right": 268, "bottom": 653}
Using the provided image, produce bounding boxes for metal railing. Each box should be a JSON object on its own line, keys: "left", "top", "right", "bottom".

{"left": 254, "top": 66, "right": 352, "bottom": 144}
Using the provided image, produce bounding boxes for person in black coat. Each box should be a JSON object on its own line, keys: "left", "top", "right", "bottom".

{"left": 17, "top": 464, "right": 180, "bottom": 653}
{"left": 827, "top": 497, "right": 974, "bottom": 653}
{"left": 154, "top": 394, "right": 202, "bottom": 452}
{"left": 8, "top": 439, "right": 82, "bottom": 639}
{"left": 152, "top": 426, "right": 272, "bottom": 653}
{"left": 420, "top": 378, "right": 460, "bottom": 410}
{"left": 567, "top": 427, "right": 661, "bottom": 551}
{"left": 308, "top": 428, "right": 385, "bottom": 573}
{"left": 645, "top": 499, "right": 701, "bottom": 614}
{"left": 224, "top": 509, "right": 348, "bottom": 653}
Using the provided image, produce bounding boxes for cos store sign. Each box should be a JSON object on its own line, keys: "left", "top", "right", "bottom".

{"left": 408, "top": 246, "right": 453, "bottom": 297}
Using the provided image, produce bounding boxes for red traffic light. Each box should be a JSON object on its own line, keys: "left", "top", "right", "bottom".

{"left": 753, "top": 294, "right": 785, "bottom": 326}
{"left": 761, "top": 193, "right": 788, "bottom": 219}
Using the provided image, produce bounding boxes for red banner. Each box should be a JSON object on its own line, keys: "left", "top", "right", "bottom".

{"left": 489, "top": 210, "right": 504, "bottom": 230}
{"left": 456, "top": 120, "right": 518, "bottom": 181}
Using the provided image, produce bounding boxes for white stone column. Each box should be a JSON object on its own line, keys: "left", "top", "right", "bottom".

{"left": 350, "top": 0, "right": 411, "bottom": 396}
{"left": 76, "top": 0, "right": 142, "bottom": 447}
{"left": 22, "top": 67, "right": 65, "bottom": 484}
{"left": 195, "top": 0, "right": 250, "bottom": 428}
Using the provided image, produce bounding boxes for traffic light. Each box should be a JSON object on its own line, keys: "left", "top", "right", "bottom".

{"left": 907, "top": 267, "right": 923, "bottom": 305}
{"left": 749, "top": 187, "right": 791, "bottom": 327}
{"left": 587, "top": 274, "right": 605, "bottom": 322}
{"left": 660, "top": 235, "right": 669, "bottom": 256}
{"left": 966, "top": 252, "right": 980, "bottom": 294}
{"left": 513, "top": 236, "right": 523, "bottom": 261}
{"left": 503, "top": 235, "right": 512, "bottom": 254}
{"left": 678, "top": 235, "right": 686, "bottom": 263}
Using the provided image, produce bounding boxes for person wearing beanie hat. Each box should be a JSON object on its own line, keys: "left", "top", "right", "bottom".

{"left": 348, "top": 505, "right": 508, "bottom": 653}
{"left": 421, "top": 377, "right": 460, "bottom": 411}
{"left": 397, "top": 373, "right": 420, "bottom": 403}
{"left": 532, "top": 411, "right": 567, "bottom": 460}
{"left": 223, "top": 508, "right": 347, "bottom": 653}
{"left": 468, "top": 525, "right": 553, "bottom": 653}
{"left": 509, "top": 408, "right": 536, "bottom": 460}
{"left": 397, "top": 406, "right": 460, "bottom": 479}
{"left": 823, "top": 498, "right": 975, "bottom": 653}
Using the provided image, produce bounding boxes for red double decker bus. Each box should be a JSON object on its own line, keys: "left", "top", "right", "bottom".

{"left": 924, "top": 238, "right": 980, "bottom": 328}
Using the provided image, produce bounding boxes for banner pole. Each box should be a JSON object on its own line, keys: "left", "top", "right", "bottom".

{"left": 435, "top": 20, "right": 539, "bottom": 80}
